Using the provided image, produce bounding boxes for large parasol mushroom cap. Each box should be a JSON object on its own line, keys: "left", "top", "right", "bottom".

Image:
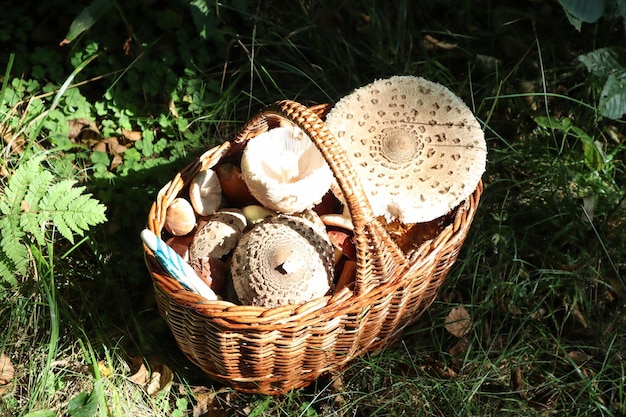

{"left": 240, "top": 125, "right": 333, "bottom": 214}
{"left": 230, "top": 214, "right": 334, "bottom": 308}
{"left": 325, "top": 75, "right": 486, "bottom": 223}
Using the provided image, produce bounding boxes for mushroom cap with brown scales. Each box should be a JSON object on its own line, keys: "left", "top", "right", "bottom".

{"left": 325, "top": 75, "right": 487, "bottom": 224}
{"left": 230, "top": 214, "right": 334, "bottom": 308}
{"left": 189, "top": 209, "right": 247, "bottom": 260}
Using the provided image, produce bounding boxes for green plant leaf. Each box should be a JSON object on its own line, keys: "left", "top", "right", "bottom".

{"left": 189, "top": 0, "right": 217, "bottom": 39}
{"left": 23, "top": 410, "right": 57, "bottom": 417}
{"left": 578, "top": 47, "right": 626, "bottom": 119}
{"left": 557, "top": 0, "right": 605, "bottom": 24}
{"left": 579, "top": 47, "right": 626, "bottom": 78}
{"left": 68, "top": 390, "right": 98, "bottom": 417}
{"left": 61, "top": 0, "right": 115, "bottom": 45}
{"left": 0, "top": 153, "right": 106, "bottom": 283}
{"left": 599, "top": 73, "right": 626, "bottom": 119}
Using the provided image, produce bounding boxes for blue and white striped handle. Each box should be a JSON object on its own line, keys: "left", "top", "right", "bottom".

{"left": 141, "top": 229, "right": 217, "bottom": 301}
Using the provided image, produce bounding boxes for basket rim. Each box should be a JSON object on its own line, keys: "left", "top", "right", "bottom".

{"left": 146, "top": 179, "right": 483, "bottom": 324}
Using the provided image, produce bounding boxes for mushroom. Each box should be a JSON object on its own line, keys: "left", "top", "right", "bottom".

{"left": 215, "top": 163, "right": 258, "bottom": 206}
{"left": 189, "top": 168, "right": 222, "bottom": 217}
{"left": 242, "top": 205, "right": 276, "bottom": 225}
{"left": 324, "top": 75, "right": 486, "bottom": 223}
{"left": 230, "top": 215, "right": 334, "bottom": 308}
{"left": 240, "top": 125, "right": 333, "bottom": 214}
{"left": 189, "top": 209, "right": 247, "bottom": 260}
{"left": 164, "top": 198, "right": 196, "bottom": 236}
{"left": 189, "top": 256, "right": 228, "bottom": 293}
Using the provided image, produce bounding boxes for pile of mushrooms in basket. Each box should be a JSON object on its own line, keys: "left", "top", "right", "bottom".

{"left": 141, "top": 75, "right": 487, "bottom": 308}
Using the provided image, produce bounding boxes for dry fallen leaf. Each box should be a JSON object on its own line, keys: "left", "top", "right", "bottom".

{"left": 445, "top": 306, "right": 472, "bottom": 338}
{"left": 68, "top": 118, "right": 100, "bottom": 143}
{"left": 423, "top": 34, "right": 457, "bottom": 51}
{"left": 92, "top": 137, "right": 130, "bottom": 171}
{"left": 448, "top": 337, "right": 470, "bottom": 357}
{"left": 511, "top": 366, "right": 527, "bottom": 399}
{"left": 121, "top": 128, "right": 142, "bottom": 142}
{"left": 0, "top": 353, "right": 15, "bottom": 395}
{"left": 146, "top": 361, "right": 173, "bottom": 396}
{"left": 127, "top": 357, "right": 173, "bottom": 396}
{"left": 129, "top": 362, "right": 150, "bottom": 386}
{"left": 97, "top": 360, "right": 112, "bottom": 378}
{"left": 568, "top": 350, "right": 593, "bottom": 364}
{"left": 193, "top": 391, "right": 229, "bottom": 417}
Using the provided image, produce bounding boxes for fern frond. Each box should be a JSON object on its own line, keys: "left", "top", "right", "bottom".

{"left": 21, "top": 169, "right": 54, "bottom": 245}
{"left": 0, "top": 257, "right": 18, "bottom": 286}
{"left": 0, "top": 154, "right": 107, "bottom": 285}
{"left": 3, "top": 155, "right": 46, "bottom": 215}
{"left": 40, "top": 180, "right": 107, "bottom": 243}
{"left": 0, "top": 217, "right": 28, "bottom": 276}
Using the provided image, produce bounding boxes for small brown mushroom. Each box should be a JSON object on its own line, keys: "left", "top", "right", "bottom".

{"left": 240, "top": 125, "right": 333, "bottom": 214}
{"left": 230, "top": 215, "right": 334, "bottom": 308}
{"left": 166, "top": 234, "right": 194, "bottom": 260}
{"left": 189, "top": 257, "right": 228, "bottom": 293}
{"left": 325, "top": 75, "right": 486, "bottom": 223}
{"left": 215, "top": 163, "right": 258, "bottom": 206}
{"left": 327, "top": 229, "right": 356, "bottom": 261}
{"left": 189, "top": 209, "right": 247, "bottom": 260}
{"left": 189, "top": 168, "right": 222, "bottom": 217}
{"left": 164, "top": 198, "right": 196, "bottom": 236}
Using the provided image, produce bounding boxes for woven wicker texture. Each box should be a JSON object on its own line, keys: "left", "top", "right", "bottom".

{"left": 144, "top": 100, "right": 483, "bottom": 395}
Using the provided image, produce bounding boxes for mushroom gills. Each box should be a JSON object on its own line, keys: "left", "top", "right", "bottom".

{"left": 240, "top": 125, "right": 333, "bottom": 214}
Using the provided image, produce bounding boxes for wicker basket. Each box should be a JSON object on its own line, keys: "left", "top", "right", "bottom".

{"left": 144, "top": 99, "right": 483, "bottom": 395}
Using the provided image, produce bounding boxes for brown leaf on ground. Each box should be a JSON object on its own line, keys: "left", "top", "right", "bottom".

{"left": 568, "top": 350, "right": 593, "bottom": 364}
{"left": 193, "top": 391, "right": 229, "bottom": 417}
{"left": 91, "top": 137, "right": 130, "bottom": 171}
{"left": 0, "top": 353, "right": 14, "bottom": 384}
{"left": 448, "top": 337, "right": 470, "bottom": 357}
{"left": 146, "top": 360, "right": 173, "bottom": 396}
{"left": 423, "top": 34, "right": 457, "bottom": 51}
{"left": 511, "top": 366, "right": 527, "bottom": 399}
{"left": 128, "top": 356, "right": 150, "bottom": 386}
{"left": 445, "top": 306, "right": 472, "bottom": 338}
{"left": 121, "top": 128, "right": 142, "bottom": 142}
{"left": 0, "top": 353, "right": 14, "bottom": 395}
{"left": 97, "top": 360, "right": 112, "bottom": 378}
{"left": 129, "top": 362, "right": 149, "bottom": 386}
{"left": 128, "top": 357, "right": 173, "bottom": 397}
{"left": 68, "top": 118, "right": 100, "bottom": 143}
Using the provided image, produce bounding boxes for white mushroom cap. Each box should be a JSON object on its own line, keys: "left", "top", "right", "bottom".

{"left": 325, "top": 75, "right": 486, "bottom": 223}
{"left": 189, "top": 168, "right": 222, "bottom": 217}
{"left": 230, "top": 215, "right": 334, "bottom": 308}
{"left": 240, "top": 125, "right": 333, "bottom": 214}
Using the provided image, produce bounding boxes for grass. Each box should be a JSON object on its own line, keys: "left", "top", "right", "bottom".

{"left": 1, "top": 0, "right": 626, "bottom": 416}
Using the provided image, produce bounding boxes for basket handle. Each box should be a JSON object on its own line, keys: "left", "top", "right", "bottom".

{"left": 232, "top": 99, "right": 410, "bottom": 294}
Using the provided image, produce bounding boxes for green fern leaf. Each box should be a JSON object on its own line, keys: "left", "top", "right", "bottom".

{"left": 23, "top": 169, "right": 54, "bottom": 212}
{"left": 3, "top": 155, "right": 45, "bottom": 215}
{"left": 0, "top": 257, "right": 18, "bottom": 286}
{"left": 0, "top": 154, "right": 107, "bottom": 284}
{"left": 0, "top": 194, "right": 9, "bottom": 215}
{"left": 19, "top": 170, "right": 53, "bottom": 246}
{"left": 41, "top": 180, "right": 107, "bottom": 243}
{"left": 0, "top": 217, "right": 28, "bottom": 276}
